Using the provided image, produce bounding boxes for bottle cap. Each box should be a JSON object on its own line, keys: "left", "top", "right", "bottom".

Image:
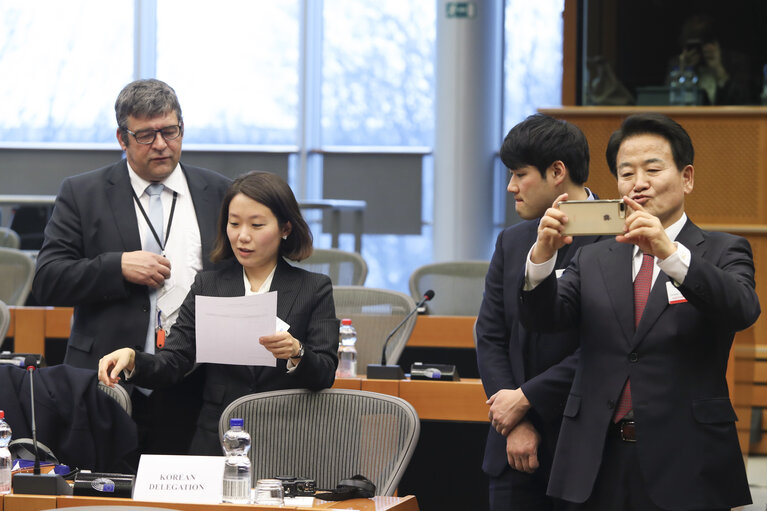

{"left": 341, "top": 318, "right": 352, "bottom": 325}
{"left": 230, "top": 418, "right": 244, "bottom": 428}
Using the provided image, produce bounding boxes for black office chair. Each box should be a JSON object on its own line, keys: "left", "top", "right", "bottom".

{"left": 9, "top": 205, "right": 51, "bottom": 250}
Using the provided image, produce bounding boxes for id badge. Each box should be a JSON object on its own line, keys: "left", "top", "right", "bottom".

{"left": 157, "top": 283, "right": 187, "bottom": 319}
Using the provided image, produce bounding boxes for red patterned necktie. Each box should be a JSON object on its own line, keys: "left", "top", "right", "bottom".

{"left": 613, "top": 252, "right": 654, "bottom": 422}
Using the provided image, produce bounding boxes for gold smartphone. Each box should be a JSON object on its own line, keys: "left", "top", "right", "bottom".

{"left": 558, "top": 199, "right": 626, "bottom": 236}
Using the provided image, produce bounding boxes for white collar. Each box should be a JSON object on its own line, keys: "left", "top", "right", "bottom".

{"left": 127, "top": 161, "right": 184, "bottom": 197}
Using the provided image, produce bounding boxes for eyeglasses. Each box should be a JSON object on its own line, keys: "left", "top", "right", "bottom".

{"left": 124, "top": 124, "right": 183, "bottom": 145}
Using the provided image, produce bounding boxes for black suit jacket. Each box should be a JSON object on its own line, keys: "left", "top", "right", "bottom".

{"left": 519, "top": 220, "right": 760, "bottom": 509}
{"left": 129, "top": 257, "right": 340, "bottom": 454}
{"left": 0, "top": 364, "right": 137, "bottom": 472}
{"left": 33, "top": 159, "right": 230, "bottom": 368}
{"left": 476, "top": 219, "right": 602, "bottom": 477}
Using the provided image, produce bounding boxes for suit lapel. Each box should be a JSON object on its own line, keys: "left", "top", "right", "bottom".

{"left": 231, "top": 259, "right": 300, "bottom": 382}
{"left": 556, "top": 234, "right": 603, "bottom": 268}
{"left": 510, "top": 222, "right": 539, "bottom": 383}
{"left": 632, "top": 220, "right": 704, "bottom": 347}
{"left": 599, "top": 241, "right": 635, "bottom": 343}
{"left": 104, "top": 161, "right": 142, "bottom": 250}
{"left": 183, "top": 165, "right": 218, "bottom": 269}
{"left": 271, "top": 259, "right": 301, "bottom": 321}
{"left": 215, "top": 260, "right": 247, "bottom": 297}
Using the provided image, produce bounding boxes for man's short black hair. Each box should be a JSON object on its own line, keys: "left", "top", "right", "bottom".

{"left": 606, "top": 113, "right": 694, "bottom": 177}
{"left": 500, "top": 113, "right": 590, "bottom": 185}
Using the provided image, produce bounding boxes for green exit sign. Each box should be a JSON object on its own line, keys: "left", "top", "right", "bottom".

{"left": 446, "top": 2, "right": 476, "bottom": 19}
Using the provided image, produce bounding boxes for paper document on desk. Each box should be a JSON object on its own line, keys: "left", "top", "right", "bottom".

{"left": 195, "top": 291, "right": 279, "bottom": 366}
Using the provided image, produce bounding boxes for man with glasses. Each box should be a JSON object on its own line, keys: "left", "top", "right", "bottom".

{"left": 33, "top": 79, "right": 231, "bottom": 459}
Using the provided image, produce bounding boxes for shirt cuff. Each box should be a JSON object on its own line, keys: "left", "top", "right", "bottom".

{"left": 657, "top": 241, "right": 691, "bottom": 285}
{"left": 286, "top": 358, "right": 298, "bottom": 373}
{"left": 525, "top": 243, "right": 557, "bottom": 290}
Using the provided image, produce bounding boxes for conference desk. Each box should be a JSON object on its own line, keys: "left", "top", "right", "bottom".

{"left": 6, "top": 309, "right": 479, "bottom": 364}
{"left": 3, "top": 310, "right": 483, "bottom": 510}
{"left": 1, "top": 493, "right": 419, "bottom": 511}
{"left": 5, "top": 308, "right": 488, "bottom": 424}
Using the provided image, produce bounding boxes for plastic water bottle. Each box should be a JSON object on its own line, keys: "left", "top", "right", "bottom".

{"left": 336, "top": 318, "right": 358, "bottom": 378}
{"left": 0, "top": 410, "right": 12, "bottom": 495}
{"left": 222, "top": 418, "right": 251, "bottom": 504}
{"left": 682, "top": 66, "right": 699, "bottom": 105}
{"left": 668, "top": 66, "right": 682, "bottom": 105}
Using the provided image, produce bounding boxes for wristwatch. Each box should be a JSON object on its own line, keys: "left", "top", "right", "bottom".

{"left": 291, "top": 341, "right": 305, "bottom": 359}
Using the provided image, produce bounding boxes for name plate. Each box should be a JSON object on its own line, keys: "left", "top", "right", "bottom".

{"left": 134, "top": 454, "right": 225, "bottom": 504}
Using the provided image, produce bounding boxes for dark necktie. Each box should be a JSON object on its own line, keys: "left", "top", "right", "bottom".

{"left": 613, "top": 252, "right": 654, "bottom": 422}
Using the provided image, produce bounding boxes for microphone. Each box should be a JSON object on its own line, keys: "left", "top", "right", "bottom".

{"left": 26, "top": 357, "right": 41, "bottom": 476}
{"left": 12, "top": 356, "right": 72, "bottom": 495}
{"left": 366, "top": 290, "right": 435, "bottom": 380}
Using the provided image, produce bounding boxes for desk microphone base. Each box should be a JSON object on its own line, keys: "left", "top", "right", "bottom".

{"left": 366, "top": 364, "right": 405, "bottom": 380}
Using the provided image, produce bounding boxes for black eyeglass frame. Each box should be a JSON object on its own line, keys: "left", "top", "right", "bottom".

{"left": 123, "top": 124, "right": 183, "bottom": 145}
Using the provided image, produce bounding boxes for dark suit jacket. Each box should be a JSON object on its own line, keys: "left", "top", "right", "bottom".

{"left": 129, "top": 257, "right": 340, "bottom": 454}
{"left": 519, "top": 219, "right": 760, "bottom": 509}
{"left": 33, "top": 159, "right": 230, "bottom": 368}
{"left": 0, "top": 364, "right": 137, "bottom": 472}
{"left": 476, "top": 219, "right": 601, "bottom": 478}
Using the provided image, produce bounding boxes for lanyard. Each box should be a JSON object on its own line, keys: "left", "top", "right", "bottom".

{"left": 131, "top": 187, "right": 178, "bottom": 255}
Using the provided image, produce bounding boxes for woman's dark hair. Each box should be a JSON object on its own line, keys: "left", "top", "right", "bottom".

{"left": 210, "top": 171, "right": 313, "bottom": 263}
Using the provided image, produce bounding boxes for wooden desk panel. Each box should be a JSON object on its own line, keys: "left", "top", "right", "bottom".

{"left": 399, "top": 379, "right": 487, "bottom": 422}
{"left": 408, "top": 316, "right": 475, "bottom": 348}
{"left": 2, "top": 494, "right": 418, "bottom": 511}
{"left": 6, "top": 310, "right": 475, "bottom": 354}
{"left": 333, "top": 377, "right": 488, "bottom": 423}
{"left": 7, "top": 307, "right": 72, "bottom": 356}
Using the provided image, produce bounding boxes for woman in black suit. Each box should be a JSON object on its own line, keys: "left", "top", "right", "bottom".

{"left": 98, "top": 171, "right": 339, "bottom": 454}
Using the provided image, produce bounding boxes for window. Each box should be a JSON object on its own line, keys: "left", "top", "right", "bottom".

{"left": 0, "top": 1, "right": 565, "bottom": 294}
{"left": 322, "top": 0, "right": 435, "bottom": 147}
{"left": 503, "top": 0, "right": 564, "bottom": 133}
{"left": 0, "top": 1, "right": 132, "bottom": 143}
{"left": 157, "top": 0, "right": 300, "bottom": 145}
{"left": 320, "top": 0, "right": 436, "bottom": 291}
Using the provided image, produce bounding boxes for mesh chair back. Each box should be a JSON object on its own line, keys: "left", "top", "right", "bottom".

{"left": 0, "top": 228, "right": 20, "bottom": 249}
{"left": 409, "top": 260, "right": 490, "bottom": 316}
{"left": 291, "top": 249, "right": 368, "bottom": 285}
{"left": 97, "top": 382, "right": 132, "bottom": 416}
{"left": 0, "top": 247, "right": 35, "bottom": 306}
{"left": 0, "top": 300, "right": 9, "bottom": 340}
{"left": 332, "top": 286, "right": 416, "bottom": 373}
{"left": 219, "top": 389, "right": 420, "bottom": 495}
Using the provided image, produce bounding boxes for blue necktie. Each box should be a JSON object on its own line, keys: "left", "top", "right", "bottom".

{"left": 143, "top": 183, "right": 164, "bottom": 356}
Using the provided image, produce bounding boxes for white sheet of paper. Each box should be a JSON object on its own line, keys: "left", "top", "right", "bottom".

{"left": 195, "top": 292, "right": 278, "bottom": 366}
{"left": 133, "top": 454, "right": 225, "bottom": 504}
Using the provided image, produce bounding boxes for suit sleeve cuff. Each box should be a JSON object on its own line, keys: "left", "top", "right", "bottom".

{"left": 525, "top": 243, "right": 556, "bottom": 290}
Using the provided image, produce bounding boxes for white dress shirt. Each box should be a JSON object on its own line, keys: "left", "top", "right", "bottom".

{"left": 127, "top": 163, "right": 202, "bottom": 330}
